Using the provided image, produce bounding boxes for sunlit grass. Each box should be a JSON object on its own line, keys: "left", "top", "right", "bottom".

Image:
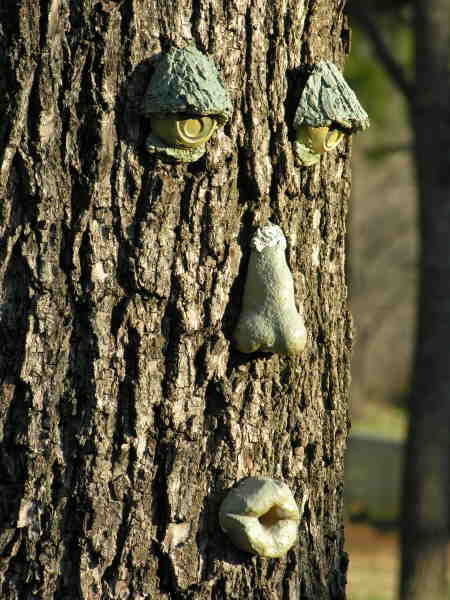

{"left": 351, "top": 400, "right": 407, "bottom": 442}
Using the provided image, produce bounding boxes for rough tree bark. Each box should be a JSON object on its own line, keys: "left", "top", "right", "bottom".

{"left": 0, "top": 1, "right": 353, "bottom": 598}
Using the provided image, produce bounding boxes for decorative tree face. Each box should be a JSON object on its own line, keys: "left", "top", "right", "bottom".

{"left": 142, "top": 45, "right": 232, "bottom": 163}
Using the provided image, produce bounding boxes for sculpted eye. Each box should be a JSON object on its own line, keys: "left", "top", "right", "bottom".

{"left": 176, "top": 116, "right": 217, "bottom": 146}
{"left": 151, "top": 115, "right": 217, "bottom": 148}
{"left": 324, "top": 125, "right": 344, "bottom": 151}
{"left": 141, "top": 45, "right": 231, "bottom": 163}
{"left": 293, "top": 60, "right": 369, "bottom": 166}
{"left": 296, "top": 124, "right": 345, "bottom": 155}
{"left": 296, "top": 125, "right": 344, "bottom": 154}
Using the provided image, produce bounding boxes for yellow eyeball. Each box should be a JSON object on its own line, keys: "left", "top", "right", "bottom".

{"left": 295, "top": 124, "right": 345, "bottom": 154}
{"left": 151, "top": 115, "right": 217, "bottom": 148}
{"left": 176, "top": 116, "right": 216, "bottom": 147}
{"left": 324, "top": 126, "right": 344, "bottom": 151}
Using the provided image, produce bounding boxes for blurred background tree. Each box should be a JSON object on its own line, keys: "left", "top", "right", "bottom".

{"left": 346, "top": 1, "right": 450, "bottom": 599}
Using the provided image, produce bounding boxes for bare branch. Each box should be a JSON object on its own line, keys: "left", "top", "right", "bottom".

{"left": 347, "top": 4, "right": 415, "bottom": 104}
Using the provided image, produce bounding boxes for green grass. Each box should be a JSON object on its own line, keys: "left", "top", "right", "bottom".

{"left": 351, "top": 401, "right": 407, "bottom": 442}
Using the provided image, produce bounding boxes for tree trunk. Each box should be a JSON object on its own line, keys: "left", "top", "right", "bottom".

{"left": 0, "top": 1, "right": 353, "bottom": 599}
{"left": 400, "top": 1, "right": 450, "bottom": 598}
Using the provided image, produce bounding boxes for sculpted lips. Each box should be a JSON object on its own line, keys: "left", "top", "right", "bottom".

{"left": 219, "top": 477, "right": 300, "bottom": 558}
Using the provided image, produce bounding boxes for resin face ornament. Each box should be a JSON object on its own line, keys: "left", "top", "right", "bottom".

{"left": 233, "top": 222, "right": 307, "bottom": 355}
{"left": 293, "top": 60, "right": 370, "bottom": 166}
{"left": 219, "top": 477, "right": 300, "bottom": 558}
{"left": 142, "top": 45, "right": 232, "bottom": 163}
